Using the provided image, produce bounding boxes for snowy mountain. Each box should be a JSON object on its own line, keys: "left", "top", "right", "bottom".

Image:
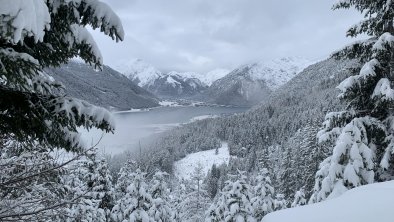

{"left": 176, "top": 69, "right": 230, "bottom": 86}
{"left": 263, "top": 181, "right": 394, "bottom": 222}
{"left": 48, "top": 61, "right": 159, "bottom": 111}
{"left": 116, "top": 59, "right": 163, "bottom": 88}
{"left": 116, "top": 59, "right": 231, "bottom": 98}
{"left": 204, "top": 57, "right": 311, "bottom": 106}
{"left": 145, "top": 72, "right": 208, "bottom": 99}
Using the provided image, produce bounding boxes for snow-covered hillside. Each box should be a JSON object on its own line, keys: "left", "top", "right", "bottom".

{"left": 232, "top": 57, "right": 312, "bottom": 90}
{"left": 115, "top": 59, "right": 163, "bottom": 87}
{"left": 174, "top": 143, "right": 230, "bottom": 180}
{"left": 172, "top": 69, "right": 230, "bottom": 86}
{"left": 205, "top": 57, "right": 312, "bottom": 106}
{"left": 263, "top": 181, "right": 394, "bottom": 222}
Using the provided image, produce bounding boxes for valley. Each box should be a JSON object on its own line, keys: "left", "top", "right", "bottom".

{"left": 2, "top": 1, "right": 392, "bottom": 221}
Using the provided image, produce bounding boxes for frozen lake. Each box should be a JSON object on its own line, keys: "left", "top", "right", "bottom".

{"left": 81, "top": 105, "right": 249, "bottom": 155}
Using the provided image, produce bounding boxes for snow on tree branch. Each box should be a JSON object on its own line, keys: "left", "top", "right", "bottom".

{"left": 0, "top": 0, "right": 51, "bottom": 44}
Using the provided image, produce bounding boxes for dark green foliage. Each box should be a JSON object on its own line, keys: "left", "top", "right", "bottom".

{"left": 0, "top": 0, "right": 123, "bottom": 151}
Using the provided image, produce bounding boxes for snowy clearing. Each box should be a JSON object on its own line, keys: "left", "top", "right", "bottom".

{"left": 263, "top": 180, "right": 394, "bottom": 222}
{"left": 174, "top": 142, "right": 230, "bottom": 180}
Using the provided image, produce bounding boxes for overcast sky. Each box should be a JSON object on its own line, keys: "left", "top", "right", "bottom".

{"left": 93, "top": 0, "right": 362, "bottom": 73}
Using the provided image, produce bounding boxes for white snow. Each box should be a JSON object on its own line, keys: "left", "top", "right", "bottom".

{"left": 169, "top": 69, "right": 229, "bottom": 86}
{"left": 115, "top": 59, "right": 163, "bottom": 87}
{"left": 263, "top": 180, "right": 394, "bottom": 222}
{"left": 372, "top": 78, "right": 394, "bottom": 101}
{"left": 337, "top": 59, "right": 380, "bottom": 97}
{"left": 116, "top": 59, "right": 228, "bottom": 87}
{"left": 0, "top": 0, "right": 51, "bottom": 44}
{"left": 174, "top": 142, "right": 231, "bottom": 180}
{"left": 245, "top": 57, "right": 312, "bottom": 90}
{"left": 373, "top": 32, "right": 394, "bottom": 51}
{"left": 166, "top": 75, "right": 181, "bottom": 87}
{"left": 82, "top": 0, "right": 125, "bottom": 41}
{"left": 202, "top": 69, "right": 230, "bottom": 86}
{"left": 68, "top": 24, "right": 103, "bottom": 64}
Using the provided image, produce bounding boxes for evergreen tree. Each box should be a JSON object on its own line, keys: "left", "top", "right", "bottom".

{"left": 0, "top": 0, "right": 124, "bottom": 152}
{"left": 168, "top": 178, "right": 188, "bottom": 221}
{"left": 278, "top": 146, "right": 297, "bottom": 198}
{"left": 114, "top": 158, "right": 138, "bottom": 199}
{"left": 206, "top": 164, "right": 220, "bottom": 199}
{"left": 58, "top": 149, "right": 115, "bottom": 222}
{"left": 274, "top": 194, "right": 287, "bottom": 211}
{"left": 0, "top": 1, "right": 123, "bottom": 219}
{"left": 149, "top": 171, "right": 173, "bottom": 222}
{"left": 111, "top": 169, "right": 153, "bottom": 222}
{"left": 291, "top": 188, "right": 307, "bottom": 208}
{"left": 205, "top": 191, "right": 227, "bottom": 222}
{"left": 206, "top": 171, "right": 256, "bottom": 222}
{"left": 311, "top": 0, "right": 394, "bottom": 202}
{"left": 179, "top": 163, "right": 210, "bottom": 222}
{"left": 251, "top": 168, "right": 275, "bottom": 221}
{"left": 85, "top": 149, "right": 115, "bottom": 221}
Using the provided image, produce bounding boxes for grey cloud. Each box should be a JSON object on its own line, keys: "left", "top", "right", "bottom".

{"left": 94, "top": 0, "right": 363, "bottom": 72}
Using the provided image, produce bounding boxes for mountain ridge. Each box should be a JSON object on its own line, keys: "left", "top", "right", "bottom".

{"left": 47, "top": 61, "right": 160, "bottom": 111}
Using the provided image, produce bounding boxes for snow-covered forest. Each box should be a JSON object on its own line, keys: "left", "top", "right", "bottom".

{"left": 1, "top": 0, "right": 394, "bottom": 221}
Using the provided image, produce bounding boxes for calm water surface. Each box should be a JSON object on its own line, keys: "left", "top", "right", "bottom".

{"left": 82, "top": 106, "right": 249, "bottom": 155}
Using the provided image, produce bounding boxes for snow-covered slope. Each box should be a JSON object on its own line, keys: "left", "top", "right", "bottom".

{"left": 116, "top": 59, "right": 163, "bottom": 87}
{"left": 245, "top": 57, "right": 311, "bottom": 90}
{"left": 174, "top": 143, "right": 230, "bottom": 180}
{"left": 205, "top": 57, "right": 312, "bottom": 106}
{"left": 146, "top": 73, "right": 208, "bottom": 99}
{"left": 48, "top": 61, "right": 159, "bottom": 110}
{"left": 174, "top": 69, "right": 230, "bottom": 86}
{"left": 263, "top": 181, "right": 394, "bottom": 222}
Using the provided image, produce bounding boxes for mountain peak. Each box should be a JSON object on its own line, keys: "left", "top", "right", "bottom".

{"left": 231, "top": 57, "right": 312, "bottom": 90}
{"left": 115, "top": 59, "right": 163, "bottom": 87}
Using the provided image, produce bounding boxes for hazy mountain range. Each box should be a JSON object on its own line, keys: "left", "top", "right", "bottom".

{"left": 116, "top": 57, "right": 312, "bottom": 106}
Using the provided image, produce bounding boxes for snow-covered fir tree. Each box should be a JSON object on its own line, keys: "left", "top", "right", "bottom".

{"left": 0, "top": 0, "right": 123, "bottom": 152}
{"left": 206, "top": 164, "right": 221, "bottom": 199}
{"left": 278, "top": 146, "right": 297, "bottom": 198}
{"left": 274, "top": 194, "right": 288, "bottom": 211}
{"left": 205, "top": 190, "right": 227, "bottom": 222}
{"left": 168, "top": 178, "right": 188, "bottom": 221}
{"left": 311, "top": 0, "right": 394, "bottom": 203}
{"left": 251, "top": 168, "right": 275, "bottom": 221}
{"left": 206, "top": 170, "right": 256, "bottom": 222}
{"left": 178, "top": 163, "right": 210, "bottom": 222}
{"left": 149, "top": 171, "right": 173, "bottom": 222}
{"left": 0, "top": 0, "right": 123, "bottom": 220}
{"left": 111, "top": 169, "right": 153, "bottom": 222}
{"left": 114, "top": 158, "right": 138, "bottom": 199}
{"left": 59, "top": 148, "right": 115, "bottom": 222}
{"left": 291, "top": 188, "right": 307, "bottom": 208}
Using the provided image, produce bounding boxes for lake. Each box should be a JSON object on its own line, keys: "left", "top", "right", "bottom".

{"left": 81, "top": 105, "right": 249, "bottom": 155}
